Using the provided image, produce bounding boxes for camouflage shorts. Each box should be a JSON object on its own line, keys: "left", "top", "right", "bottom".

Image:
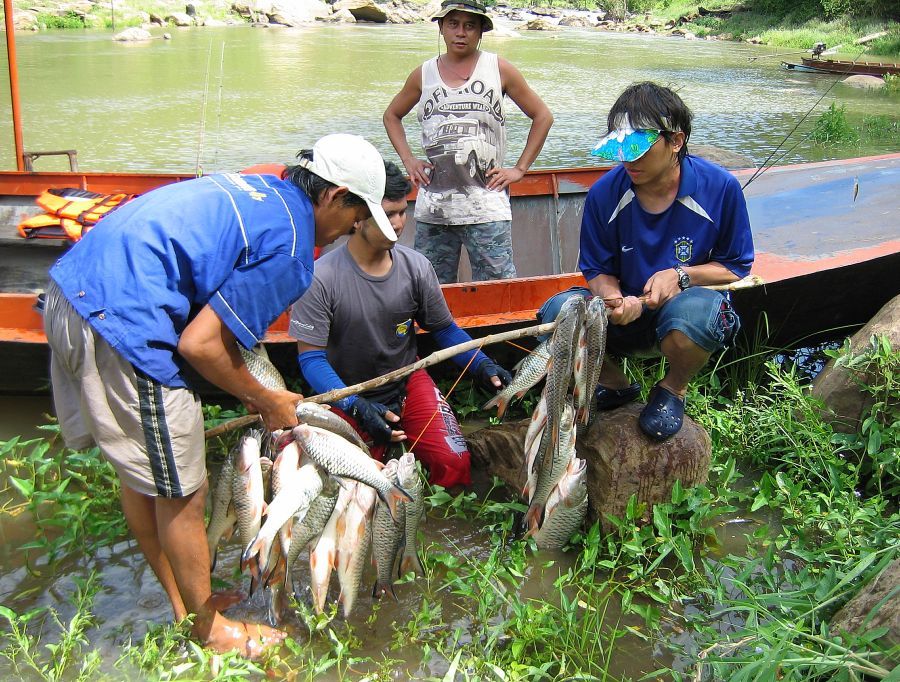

{"left": 414, "top": 220, "right": 517, "bottom": 284}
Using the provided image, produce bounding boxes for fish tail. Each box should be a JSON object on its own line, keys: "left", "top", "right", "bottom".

{"left": 399, "top": 550, "right": 424, "bottom": 577}
{"left": 481, "top": 392, "right": 508, "bottom": 416}
{"left": 209, "top": 546, "right": 218, "bottom": 572}
{"left": 241, "top": 535, "right": 270, "bottom": 581}
{"left": 372, "top": 581, "right": 398, "bottom": 600}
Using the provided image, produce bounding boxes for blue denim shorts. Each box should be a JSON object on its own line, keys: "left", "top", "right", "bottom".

{"left": 536, "top": 286, "right": 740, "bottom": 354}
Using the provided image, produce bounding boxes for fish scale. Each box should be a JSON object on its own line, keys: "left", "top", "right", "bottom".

{"left": 482, "top": 339, "right": 552, "bottom": 418}
{"left": 206, "top": 442, "right": 237, "bottom": 568}
{"left": 577, "top": 297, "right": 608, "bottom": 427}
{"left": 292, "top": 423, "right": 412, "bottom": 521}
{"left": 532, "top": 457, "right": 588, "bottom": 551}
{"left": 232, "top": 429, "right": 265, "bottom": 582}
{"left": 284, "top": 481, "right": 340, "bottom": 595}
{"left": 238, "top": 344, "right": 286, "bottom": 391}
{"left": 397, "top": 453, "right": 425, "bottom": 577}
{"left": 296, "top": 402, "right": 370, "bottom": 454}
{"left": 310, "top": 482, "right": 353, "bottom": 613}
{"left": 372, "top": 460, "right": 405, "bottom": 598}
{"left": 337, "top": 483, "right": 377, "bottom": 617}
{"left": 528, "top": 401, "right": 576, "bottom": 513}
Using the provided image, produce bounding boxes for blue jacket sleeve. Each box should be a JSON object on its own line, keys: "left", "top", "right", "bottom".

{"left": 431, "top": 321, "right": 490, "bottom": 373}
{"left": 297, "top": 349, "right": 357, "bottom": 412}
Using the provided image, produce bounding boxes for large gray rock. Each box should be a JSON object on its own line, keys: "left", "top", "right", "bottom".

{"left": 559, "top": 15, "right": 594, "bottom": 28}
{"left": 166, "top": 12, "right": 195, "bottom": 26}
{"left": 333, "top": 0, "right": 387, "bottom": 22}
{"left": 831, "top": 557, "right": 900, "bottom": 662}
{"left": 467, "top": 403, "right": 711, "bottom": 533}
{"left": 518, "top": 18, "right": 558, "bottom": 31}
{"left": 267, "top": 0, "right": 330, "bottom": 25}
{"left": 812, "top": 294, "right": 900, "bottom": 433}
{"left": 13, "top": 10, "right": 39, "bottom": 31}
{"left": 114, "top": 27, "right": 153, "bottom": 41}
{"left": 319, "top": 7, "right": 356, "bottom": 22}
{"left": 841, "top": 75, "right": 886, "bottom": 90}
{"left": 692, "top": 144, "right": 756, "bottom": 170}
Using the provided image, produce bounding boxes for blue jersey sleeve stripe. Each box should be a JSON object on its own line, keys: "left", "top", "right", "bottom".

{"left": 208, "top": 176, "right": 250, "bottom": 262}
{"left": 267, "top": 184, "right": 298, "bottom": 257}
{"left": 213, "top": 291, "right": 260, "bottom": 346}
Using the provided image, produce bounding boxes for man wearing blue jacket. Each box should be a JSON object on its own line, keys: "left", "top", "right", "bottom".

{"left": 43, "top": 134, "right": 394, "bottom": 657}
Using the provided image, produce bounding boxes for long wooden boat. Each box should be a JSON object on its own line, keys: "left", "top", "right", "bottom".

{"left": 0, "top": 153, "right": 898, "bottom": 394}
{"left": 782, "top": 58, "right": 900, "bottom": 77}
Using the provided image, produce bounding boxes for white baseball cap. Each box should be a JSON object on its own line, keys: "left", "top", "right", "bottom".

{"left": 298, "top": 134, "right": 397, "bottom": 242}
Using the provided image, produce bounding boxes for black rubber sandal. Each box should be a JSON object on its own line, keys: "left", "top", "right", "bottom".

{"left": 638, "top": 384, "right": 684, "bottom": 441}
{"left": 594, "top": 381, "right": 641, "bottom": 411}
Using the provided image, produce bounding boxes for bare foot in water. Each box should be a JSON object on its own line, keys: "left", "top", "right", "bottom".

{"left": 199, "top": 612, "right": 286, "bottom": 659}
{"left": 209, "top": 589, "right": 244, "bottom": 612}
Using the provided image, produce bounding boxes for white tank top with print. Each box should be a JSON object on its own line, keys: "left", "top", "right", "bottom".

{"left": 415, "top": 51, "right": 512, "bottom": 225}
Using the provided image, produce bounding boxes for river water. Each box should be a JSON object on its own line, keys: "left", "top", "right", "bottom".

{"left": 2, "top": 24, "right": 898, "bottom": 173}
{"left": 0, "top": 23, "right": 895, "bottom": 678}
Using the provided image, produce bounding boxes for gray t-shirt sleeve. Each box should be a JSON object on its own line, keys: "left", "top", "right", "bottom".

{"left": 288, "top": 275, "right": 332, "bottom": 347}
{"left": 413, "top": 257, "right": 454, "bottom": 332}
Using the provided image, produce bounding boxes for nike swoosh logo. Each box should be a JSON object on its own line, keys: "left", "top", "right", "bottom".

{"left": 621, "top": 246, "right": 634, "bottom": 252}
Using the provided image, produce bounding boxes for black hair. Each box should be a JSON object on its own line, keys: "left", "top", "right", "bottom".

{"left": 383, "top": 161, "right": 412, "bottom": 202}
{"left": 437, "top": 14, "right": 489, "bottom": 33}
{"left": 283, "top": 149, "right": 368, "bottom": 208}
{"left": 607, "top": 82, "right": 693, "bottom": 162}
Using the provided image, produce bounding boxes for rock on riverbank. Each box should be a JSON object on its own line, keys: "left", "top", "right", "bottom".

{"left": 5, "top": 0, "right": 755, "bottom": 41}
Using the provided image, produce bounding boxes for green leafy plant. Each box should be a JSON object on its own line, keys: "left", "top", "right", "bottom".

{"left": 810, "top": 102, "right": 859, "bottom": 145}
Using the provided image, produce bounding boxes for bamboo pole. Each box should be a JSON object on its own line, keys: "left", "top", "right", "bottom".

{"left": 203, "top": 320, "right": 557, "bottom": 440}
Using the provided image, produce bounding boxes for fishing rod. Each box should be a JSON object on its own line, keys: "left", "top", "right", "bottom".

{"left": 195, "top": 41, "right": 213, "bottom": 178}
{"left": 213, "top": 42, "right": 225, "bottom": 174}
{"left": 741, "top": 45, "right": 868, "bottom": 190}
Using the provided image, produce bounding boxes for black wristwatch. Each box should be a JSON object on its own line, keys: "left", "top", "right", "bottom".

{"left": 673, "top": 265, "right": 691, "bottom": 291}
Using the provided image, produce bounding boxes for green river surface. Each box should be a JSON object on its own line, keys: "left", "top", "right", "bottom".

{"left": 0, "top": 23, "right": 896, "bottom": 680}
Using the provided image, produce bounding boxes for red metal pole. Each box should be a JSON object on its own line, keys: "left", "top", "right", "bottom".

{"left": 3, "top": 0, "right": 25, "bottom": 171}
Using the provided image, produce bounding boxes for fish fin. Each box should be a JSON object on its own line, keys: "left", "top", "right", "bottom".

{"left": 522, "top": 503, "right": 544, "bottom": 537}
{"left": 481, "top": 392, "right": 504, "bottom": 412}
{"left": 381, "top": 484, "right": 415, "bottom": 523}
{"left": 399, "top": 551, "right": 424, "bottom": 577}
{"left": 372, "top": 581, "right": 398, "bottom": 600}
{"left": 210, "top": 546, "right": 219, "bottom": 573}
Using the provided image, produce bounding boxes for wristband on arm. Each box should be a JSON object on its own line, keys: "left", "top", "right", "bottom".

{"left": 297, "top": 349, "right": 357, "bottom": 412}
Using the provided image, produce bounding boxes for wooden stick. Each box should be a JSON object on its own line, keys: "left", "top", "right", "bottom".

{"left": 203, "top": 319, "right": 557, "bottom": 440}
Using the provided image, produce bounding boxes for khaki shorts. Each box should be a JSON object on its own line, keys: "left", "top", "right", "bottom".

{"left": 44, "top": 281, "right": 205, "bottom": 498}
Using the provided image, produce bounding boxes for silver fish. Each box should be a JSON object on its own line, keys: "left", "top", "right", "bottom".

{"left": 482, "top": 339, "right": 551, "bottom": 418}
{"left": 371, "top": 459, "right": 405, "bottom": 599}
{"left": 239, "top": 343, "right": 286, "bottom": 391}
{"left": 526, "top": 401, "right": 577, "bottom": 533}
{"left": 571, "top": 321, "right": 590, "bottom": 426}
{"left": 309, "top": 482, "right": 353, "bottom": 613}
{"left": 576, "top": 297, "right": 608, "bottom": 427}
{"left": 233, "top": 429, "right": 265, "bottom": 582}
{"left": 336, "top": 483, "right": 377, "bottom": 618}
{"left": 537, "top": 295, "right": 584, "bottom": 473}
{"left": 532, "top": 457, "right": 588, "bottom": 551}
{"left": 284, "top": 481, "right": 340, "bottom": 594}
{"left": 245, "top": 458, "right": 323, "bottom": 580}
{"left": 522, "top": 394, "right": 548, "bottom": 461}
{"left": 296, "top": 401, "right": 370, "bottom": 454}
{"left": 206, "top": 443, "right": 237, "bottom": 569}
{"left": 397, "top": 452, "right": 425, "bottom": 577}
{"left": 292, "top": 423, "right": 412, "bottom": 521}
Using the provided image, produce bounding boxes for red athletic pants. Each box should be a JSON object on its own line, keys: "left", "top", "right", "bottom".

{"left": 333, "top": 369, "right": 471, "bottom": 488}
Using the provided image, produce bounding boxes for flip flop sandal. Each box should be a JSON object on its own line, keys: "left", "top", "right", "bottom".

{"left": 638, "top": 384, "right": 684, "bottom": 441}
{"left": 594, "top": 381, "right": 641, "bottom": 411}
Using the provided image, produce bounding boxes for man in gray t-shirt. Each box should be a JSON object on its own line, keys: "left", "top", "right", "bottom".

{"left": 289, "top": 162, "right": 511, "bottom": 488}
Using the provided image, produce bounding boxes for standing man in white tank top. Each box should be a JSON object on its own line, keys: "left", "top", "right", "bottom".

{"left": 383, "top": 0, "right": 553, "bottom": 284}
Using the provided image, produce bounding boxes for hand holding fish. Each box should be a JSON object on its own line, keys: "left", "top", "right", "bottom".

{"left": 474, "top": 358, "right": 513, "bottom": 389}
{"left": 245, "top": 389, "right": 303, "bottom": 431}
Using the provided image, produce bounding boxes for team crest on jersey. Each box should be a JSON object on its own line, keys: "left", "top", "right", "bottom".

{"left": 395, "top": 318, "right": 413, "bottom": 337}
{"left": 674, "top": 236, "right": 693, "bottom": 263}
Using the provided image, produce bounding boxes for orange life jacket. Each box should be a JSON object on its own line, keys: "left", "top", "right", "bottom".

{"left": 17, "top": 188, "right": 134, "bottom": 241}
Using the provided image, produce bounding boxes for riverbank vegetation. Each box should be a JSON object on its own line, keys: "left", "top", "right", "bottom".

{"left": 0, "top": 334, "right": 897, "bottom": 679}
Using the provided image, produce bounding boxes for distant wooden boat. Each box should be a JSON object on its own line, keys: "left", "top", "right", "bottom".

{"left": 1, "top": 153, "right": 898, "bottom": 394}
{"left": 782, "top": 58, "right": 900, "bottom": 77}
